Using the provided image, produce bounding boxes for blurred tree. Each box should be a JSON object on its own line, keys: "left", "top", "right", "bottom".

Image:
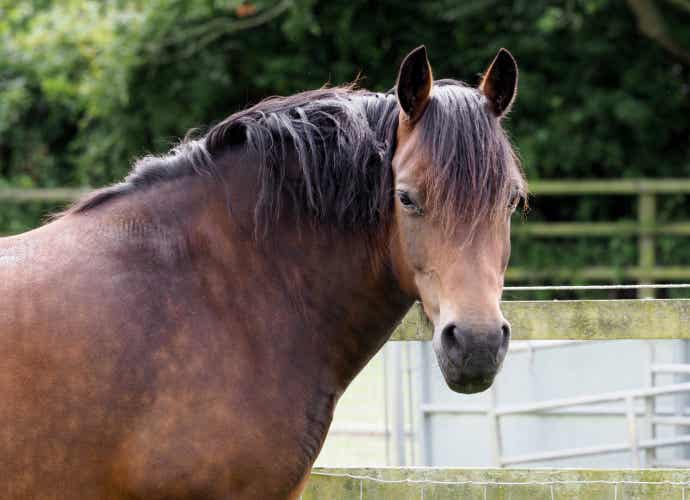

{"left": 627, "top": 0, "right": 690, "bottom": 63}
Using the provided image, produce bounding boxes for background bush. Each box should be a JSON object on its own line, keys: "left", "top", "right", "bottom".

{"left": 1, "top": 0, "right": 689, "bottom": 290}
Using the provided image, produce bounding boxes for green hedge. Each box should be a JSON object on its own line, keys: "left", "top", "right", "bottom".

{"left": 1, "top": 0, "right": 689, "bottom": 292}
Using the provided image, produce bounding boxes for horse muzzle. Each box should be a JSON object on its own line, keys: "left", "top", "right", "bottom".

{"left": 432, "top": 321, "right": 511, "bottom": 394}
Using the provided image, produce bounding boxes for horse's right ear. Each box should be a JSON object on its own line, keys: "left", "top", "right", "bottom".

{"left": 396, "top": 46, "right": 433, "bottom": 123}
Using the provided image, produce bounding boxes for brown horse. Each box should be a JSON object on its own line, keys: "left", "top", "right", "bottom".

{"left": 0, "top": 47, "right": 524, "bottom": 499}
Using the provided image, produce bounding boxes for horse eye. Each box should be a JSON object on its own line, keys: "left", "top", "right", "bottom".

{"left": 397, "top": 190, "right": 423, "bottom": 215}
{"left": 399, "top": 192, "right": 414, "bottom": 206}
{"left": 508, "top": 190, "right": 521, "bottom": 211}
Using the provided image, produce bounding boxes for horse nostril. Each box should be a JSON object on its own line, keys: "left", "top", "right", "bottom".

{"left": 501, "top": 322, "right": 511, "bottom": 339}
{"left": 501, "top": 322, "right": 511, "bottom": 347}
{"left": 441, "top": 323, "right": 458, "bottom": 352}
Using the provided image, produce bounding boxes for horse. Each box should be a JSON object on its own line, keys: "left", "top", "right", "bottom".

{"left": 0, "top": 46, "right": 524, "bottom": 499}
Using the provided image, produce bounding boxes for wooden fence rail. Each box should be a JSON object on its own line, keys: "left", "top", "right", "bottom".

{"left": 0, "top": 187, "right": 89, "bottom": 202}
{"left": 304, "top": 467, "right": 690, "bottom": 499}
{"left": 392, "top": 299, "right": 690, "bottom": 341}
{"left": 2, "top": 179, "right": 689, "bottom": 201}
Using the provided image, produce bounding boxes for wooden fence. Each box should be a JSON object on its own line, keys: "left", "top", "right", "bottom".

{"left": 3, "top": 178, "right": 690, "bottom": 290}
{"left": 337, "top": 178, "right": 690, "bottom": 498}
{"left": 305, "top": 297, "right": 690, "bottom": 498}
{"left": 508, "top": 179, "right": 690, "bottom": 296}
{"left": 303, "top": 467, "right": 690, "bottom": 499}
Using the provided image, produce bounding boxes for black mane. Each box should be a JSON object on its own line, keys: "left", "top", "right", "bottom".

{"left": 65, "top": 82, "right": 524, "bottom": 233}
{"left": 205, "top": 87, "right": 400, "bottom": 230}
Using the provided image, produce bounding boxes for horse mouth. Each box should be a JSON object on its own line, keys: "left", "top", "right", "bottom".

{"left": 444, "top": 375, "right": 495, "bottom": 394}
{"left": 436, "top": 354, "right": 497, "bottom": 394}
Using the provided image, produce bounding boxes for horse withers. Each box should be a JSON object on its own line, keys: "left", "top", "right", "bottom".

{"left": 0, "top": 46, "right": 525, "bottom": 499}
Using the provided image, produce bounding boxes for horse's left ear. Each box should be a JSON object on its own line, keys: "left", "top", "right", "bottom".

{"left": 479, "top": 48, "right": 518, "bottom": 117}
{"left": 396, "top": 46, "right": 433, "bottom": 123}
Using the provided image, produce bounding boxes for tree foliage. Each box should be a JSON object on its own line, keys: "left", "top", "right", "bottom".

{"left": 1, "top": 0, "right": 689, "bottom": 289}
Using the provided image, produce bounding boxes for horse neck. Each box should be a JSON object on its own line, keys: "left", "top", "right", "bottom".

{"left": 270, "top": 226, "right": 413, "bottom": 392}
{"left": 96, "top": 142, "right": 411, "bottom": 396}
{"left": 242, "top": 227, "right": 411, "bottom": 394}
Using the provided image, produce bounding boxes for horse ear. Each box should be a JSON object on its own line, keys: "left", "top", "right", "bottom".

{"left": 396, "top": 46, "right": 433, "bottom": 123}
{"left": 479, "top": 48, "right": 518, "bottom": 117}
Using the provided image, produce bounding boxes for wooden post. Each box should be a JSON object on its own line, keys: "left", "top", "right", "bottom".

{"left": 638, "top": 191, "right": 656, "bottom": 298}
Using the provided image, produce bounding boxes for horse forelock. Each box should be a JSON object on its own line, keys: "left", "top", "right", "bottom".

{"left": 419, "top": 80, "right": 527, "bottom": 236}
